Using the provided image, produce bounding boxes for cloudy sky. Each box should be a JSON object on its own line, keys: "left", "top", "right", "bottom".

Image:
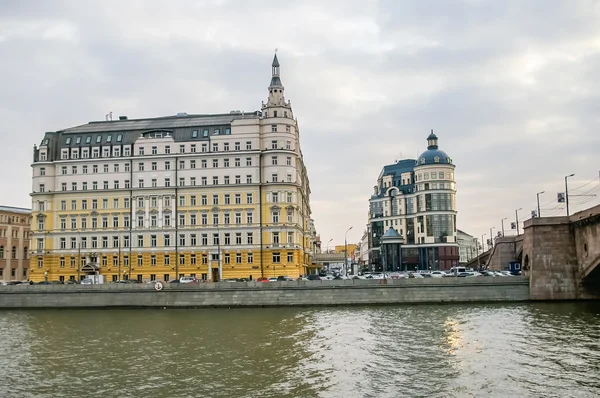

{"left": 1, "top": 0, "right": 600, "bottom": 246}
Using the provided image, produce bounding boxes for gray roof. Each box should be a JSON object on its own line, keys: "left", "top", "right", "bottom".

{"left": 35, "top": 112, "right": 261, "bottom": 162}
{"left": 61, "top": 113, "right": 256, "bottom": 134}
{"left": 272, "top": 54, "right": 280, "bottom": 67}
{"left": 382, "top": 227, "right": 401, "bottom": 238}
{"left": 0, "top": 205, "right": 31, "bottom": 214}
{"left": 270, "top": 76, "right": 283, "bottom": 87}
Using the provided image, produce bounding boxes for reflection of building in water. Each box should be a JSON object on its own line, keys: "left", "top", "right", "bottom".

{"left": 367, "top": 131, "right": 459, "bottom": 271}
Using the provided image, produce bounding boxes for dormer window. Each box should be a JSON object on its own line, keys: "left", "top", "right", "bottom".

{"left": 66, "top": 137, "right": 72, "bottom": 145}
{"left": 96, "top": 136, "right": 101, "bottom": 143}
{"left": 203, "top": 129, "right": 209, "bottom": 137}
{"left": 76, "top": 137, "right": 82, "bottom": 144}
{"left": 225, "top": 128, "right": 231, "bottom": 135}
{"left": 214, "top": 129, "right": 220, "bottom": 135}
{"left": 117, "top": 134, "right": 122, "bottom": 142}
{"left": 434, "top": 156, "right": 440, "bottom": 163}
{"left": 192, "top": 130, "right": 198, "bottom": 138}
{"left": 420, "top": 158, "right": 425, "bottom": 164}
{"left": 107, "top": 135, "right": 112, "bottom": 143}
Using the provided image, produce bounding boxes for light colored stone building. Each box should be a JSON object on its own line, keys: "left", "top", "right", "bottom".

{"left": 457, "top": 229, "right": 478, "bottom": 265}
{"left": 29, "top": 54, "right": 316, "bottom": 283}
{"left": 0, "top": 206, "right": 32, "bottom": 282}
{"left": 367, "top": 131, "right": 459, "bottom": 271}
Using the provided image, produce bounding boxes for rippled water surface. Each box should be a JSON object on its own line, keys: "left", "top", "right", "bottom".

{"left": 1, "top": 303, "right": 599, "bottom": 397}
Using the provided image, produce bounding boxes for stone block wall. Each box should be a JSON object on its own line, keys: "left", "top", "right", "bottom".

{"left": 523, "top": 217, "right": 581, "bottom": 300}
{"left": 0, "top": 278, "right": 530, "bottom": 308}
{"left": 487, "top": 237, "right": 518, "bottom": 271}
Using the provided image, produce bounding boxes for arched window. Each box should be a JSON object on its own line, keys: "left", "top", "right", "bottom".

{"left": 420, "top": 158, "right": 425, "bottom": 164}
{"left": 0, "top": 246, "right": 4, "bottom": 258}
{"left": 12, "top": 246, "right": 17, "bottom": 259}
{"left": 434, "top": 156, "right": 440, "bottom": 163}
{"left": 23, "top": 246, "right": 28, "bottom": 259}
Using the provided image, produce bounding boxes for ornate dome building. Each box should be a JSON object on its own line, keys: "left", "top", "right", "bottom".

{"left": 367, "top": 131, "right": 458, "bottom": 272}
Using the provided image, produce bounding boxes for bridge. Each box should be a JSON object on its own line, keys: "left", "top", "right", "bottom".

{"left": 479, "top": 203, "right": 600, "bottom": 300}
{"left": 313, "top": 252, "right": 347, "bottom": 263}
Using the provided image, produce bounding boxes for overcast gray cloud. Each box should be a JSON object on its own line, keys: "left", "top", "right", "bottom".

{"left": 1, "top": 0, "right": 600, "bottom": 245}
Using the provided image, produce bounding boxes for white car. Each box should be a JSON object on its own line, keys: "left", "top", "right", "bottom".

{"left": 430, "top": 271, "right": 447, "bottom": 278}
{"left": 81, "top": 278, "right": 93, "bottom": 285}
{"left": 179, "top": 276, "right": 197, "bottom": 283}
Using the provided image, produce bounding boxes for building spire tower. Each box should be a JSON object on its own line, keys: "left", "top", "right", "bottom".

{"left": 265, "top": 52, "right": 289, "bottom": 109}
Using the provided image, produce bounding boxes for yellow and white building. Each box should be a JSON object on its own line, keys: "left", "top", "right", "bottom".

{"left": 29, "top": 54, "right": 316, "bottom": 282}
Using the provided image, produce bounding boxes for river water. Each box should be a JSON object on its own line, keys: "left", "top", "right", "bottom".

{"left": 1, "top": 302, "right": 599, "bottom": 398}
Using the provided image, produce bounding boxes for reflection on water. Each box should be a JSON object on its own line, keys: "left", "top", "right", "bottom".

{"left": 1, "top": 303, "right": 599, "bottom": 398}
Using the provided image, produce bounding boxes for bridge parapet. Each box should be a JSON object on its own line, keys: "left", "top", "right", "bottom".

{"left": 314, "top": 253, "right": 346, "bottom": 263}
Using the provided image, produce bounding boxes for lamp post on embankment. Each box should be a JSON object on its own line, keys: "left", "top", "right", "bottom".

{"left": 565, "top": 174, "right": 575, "bottom": 217}
{"left": 344, "top": 226, "right": 353, "bottom": 276}
{"left": 536, "top": 191, "right": 545, "bottom": 217}
{"left": 515, "top": 208, "right": 522, "bottom": 235}
{"left": 501, "top": 217, "right": 507, "bottom": 236}
{"left": 480, "top": 233, "right": 486, "bottom": 269}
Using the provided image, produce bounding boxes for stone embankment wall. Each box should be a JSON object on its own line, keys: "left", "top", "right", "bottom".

{"left": 0, "top": 278, "right": 529, "bottom": 309}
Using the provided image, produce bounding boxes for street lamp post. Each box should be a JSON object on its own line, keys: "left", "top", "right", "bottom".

{"left": 480, "top": 233, "right": 486, "bottom": 269}
{"left": 77, "top": 239, "right": 81, "bottom": 282}
{"left": 565, "top": 174, "right": 575, "bottom": 217}
{"left": 501, "top": 217, "right": 507, "bottom": 236}
{"left": 536, "top": 191, "right": 545, "bottom": 217}
{"left": 344, "top": 226, "right": 353, "bottom": 276}
{"left": 117, "top": 240, "right": 121, "bottom": 282}
{"left": 515, "top": 208, "right": 523, "bottom": 236}
{"left": 490, "top": 227, "right": 495, "bottom": 248}
{"left": 326, "top": 238, "right": 333, "bottom": 254}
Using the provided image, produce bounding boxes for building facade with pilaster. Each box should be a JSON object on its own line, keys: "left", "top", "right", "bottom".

{"left": 29, "top": 54, "right": 315, "bottom": 283}
{"left": 0, "top": 206, "right": 32, "bottom": 282}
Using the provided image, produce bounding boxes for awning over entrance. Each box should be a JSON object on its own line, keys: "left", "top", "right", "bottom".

{"left": 81, "top": 263, "right": 99, "bottom": 272}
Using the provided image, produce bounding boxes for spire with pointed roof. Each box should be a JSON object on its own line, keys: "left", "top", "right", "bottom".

{"left": 270, "top": 52, "right": 283, "bottom": 88}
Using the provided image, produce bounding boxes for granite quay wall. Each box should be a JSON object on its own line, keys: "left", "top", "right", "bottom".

{"left": 0, "top": 278, "right": 530, "bottom": 309}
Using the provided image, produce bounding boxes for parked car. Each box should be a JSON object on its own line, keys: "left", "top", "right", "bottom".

{"left": 306, "top": 274, "right": 322, "bottom": 281}
{"left": 80, "top": 278, "right": 94, "bottom": 285}
{"left": 277, "top": 276, "right": 294, "bottom": 281}
{"left": 256, "top": 277, "right": 270, "bottom": 282}
{"left": 430, "top": 271, "right": 447, "bottom": 278}
{"left": 179, "top": 276, "right": 197, "bottom": 284}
